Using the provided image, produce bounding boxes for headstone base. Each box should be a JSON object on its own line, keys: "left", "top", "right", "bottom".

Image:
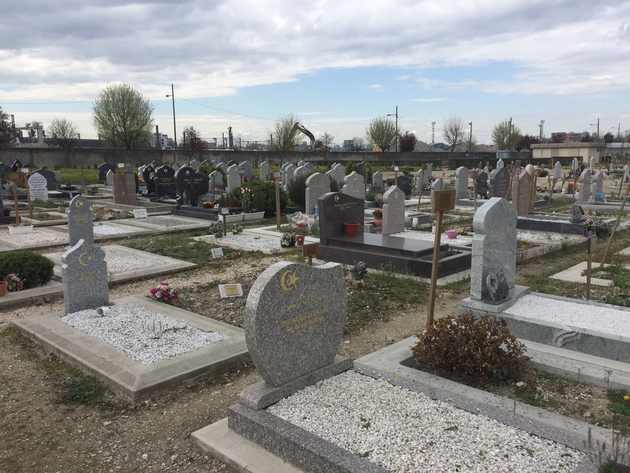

{"left": 238, "top": 355, "right": 353, "bottom": 410}
{"left": 459, "top": 285, "right": 530, "bottom": 315}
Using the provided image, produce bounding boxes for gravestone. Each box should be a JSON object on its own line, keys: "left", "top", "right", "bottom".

{"left": 126, "top": 163, "right": 134, "bottom": 173}
{"left": 381, "top": 185, "right": 405, "bottom": 236}
{"left": 106, "top": 170, "right": 114, "bottom": 187}
{"left": 415, "top": 168, "right": 431, "bottom": 193}
{"left": 67, "top": 195, "right": 94, "bottom": 247}
{"left": 372, "top": 171, "right": 383, "bottom": 189}
{"left": 226, "top": 164, "right": 241, "bottom": 193}
{"left": 239, "top": 161, "right": 253, "bottom": 180}
{"left": 489, "top": 167, "right": 510, "bottom": 198}
{"left": 228, "top": 160, "right": 239, "bottom": 167}
{"left": 98, "top": 163, "right": 116, "bottom": 184}
{"left": 142, "top": 165, "right": 156, "bottom": 194}
{"left": 283, "top": 164, "right": 295, "bottom": 189}
{"left": 591, "top": 171, "right": 604, "bottom": 202}
{"left": 330, "top": 163, "right": 345, "bottom": 185}
{"left": 245, "top": 261, "right": 348, "bottom": 386}
{"left": 293, "top": 165, "right": 309, "bottom": 179}
{"left": 208, "top": 171, "right": 222, "bottom": 190}
{"left": 155, "top": 164, "right": 176, "bottom": 198}
{"left": 624, "top": 164, "right": 630, "bottom": 183}
{"left": 305, "top": 173, "right": 329, "bottom": 215}
{"left": 259, "top": 161, "right": 270, "bottom": 181}
{"left": 138, "top": 164, "right": 147, "bottom": 178}
{"left": 512, "top": 170, "right": 533, "bottom": 214}
{"left": 191, "top": 171, "right": 210, "bottom": 202}
{"left": 28, "top": 173, "right": 48, "bottom": 202}
{"left": 174, "top": 166, "right": 209, "bottom": 205}
{"left": 297, "top": 160, "right": 307, "bottom": 168}
{"left": 318, "top": 192, "right": 364, "bottom": 244}
{"left": 217, "top": 162, "right": 228, "bottom": 175}
{"left": 189, "top": 159, "right": 201, "bottom": 170}
{"left": 570, "top": 204, "right": 584, "bottom": 223}
{"left": 201, "top": 160, "right": 209, "bottom": 167}
{"left": 476, "top": 171, "right": 488, "bottom": 199}
{"left": 496, "top": 158, "right": 504, "bottom": 170}
{"left": 112, "top": 173, "right": 137, "bottom": 205}
{"left": 342, "top": 171, "right": 365, "bottom": 199}
{"left": 589, "top": 156, "right": 595, "bottom": 171}
{"left": 11, "top": 160, "right": 23, "bottom": 172}
{"left": 211, "top": 159, "right": 220, "bottom": 168}
{"left": 396, "top": 175, "right": 412, "bottom": 196}
{"left": 171, "top": 162, "right": 180, "bottom": 171}
{"left": 554, "top": 161, "right": 562, "bottom": 181}
{"left": 33, "top": 168, "right": 59, "bottom": 190}
{"left": 62, "top": 238, "right": 109, "bottom": 314}
{"left": 470, "top": 197, "right": 518, "bottom": 301}
{"left": 357, "top": 162, "right": 365, "bottom": 178}
{"left": 430, "top": 178, "right": 444, "bottom": 208}
{"left": 572, "top": 158, "right": 579, "bottom": 174}
{"left": 304, "top": 162, "right": 315, "bottom": 173}
{"left": 579, "top": 169, "right": 591, "bottom": 203}
{"left": 455, "top": 167, "right": 469, "bottom": 200}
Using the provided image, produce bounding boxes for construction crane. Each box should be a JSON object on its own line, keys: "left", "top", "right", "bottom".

{"left": 291, "top": 122, "right": 315, "bottom": 151}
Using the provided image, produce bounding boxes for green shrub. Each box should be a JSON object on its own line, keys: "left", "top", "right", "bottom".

{"left": 0, "top": 251, "right": 55, "bottom": 289}
{"left": 252, "top": 190, "right": 266, "bottom": 212}
{"left": 286, "top": 173, "right": 311, "bottom": 211}
{"left": 330, "top": 177, "right": 340, "bottom": 193}
{"left": 412, "top": 312, "right": 529, "bottom": 385}
{"left": 345, "top": 162, "right": 359, "bottom": 175}
{"left": 197, "top": 165, "right": 226, "bottom": 182}
{"left": 248, "top": 180, "right": 288, "bottom": 217}
{"left": 366, "top": 193, "right": 376, "bottom": 202}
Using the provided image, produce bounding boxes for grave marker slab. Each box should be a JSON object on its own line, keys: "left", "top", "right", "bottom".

{"left": 282, "top": 164, "right": 295, "bottom": 189}
{"left": 305, "top": 173, "right": 329, "bottom": 215}
{"left": 455, "top": 167, "right": 469, "bottom": 200}
{"left": 342, "top": 171, "right": 365, "bottom": 199}
{"left": 239, "top": 161, "right": 253, "bottom": 180}
{"left": 68, "top": 195, "right": 94, "bottom": 247}
{"left": 189, "top": 159, "right": 201, "bottom": 171}
{"left": 592, "top": 170, "right": 604, "bottom": 202}
{"left": 579, "top": 169, "right": 591, "bottom": 203}
{"left": 372, "top": 171, "right": 383, "bottom": 189}
{"left": 489, "top": 167, "right": 510, "bottom": 198}
{"left": 259, "top": 161, "right": 270, "bottom": 181}
{"left": 33, "top": 168, "right": 59, "bottom": 190}
{"left": 62, "top": 239, "right": 109, "bottom": 313}
{"left": 226, "top": 164, "right": 241, "bottom": 193}
{"left": 28, "top": 173, "right": 48, "bottom": 202}
{"left": 430, "top": 177, "right": 444, "bottom": 208}
{"left": 396, "top": 175, "right": 413, "bottom": 196}
{"left": 382, "top": 185, "right": 405, "bottom": 235}
{"left": 142, "top": 165, "right": 156, "bottom": 193}
{"left": 155, "top": 164, "right": 177, "bottom": 198}
{"left": 330, "top": 163, "right": 345, "bottom": 185}
{"left": 98, "top": 163, "right": 116, "bottom": 183}
{"left": 318, "top": 192, "right": 364, "bottom": 244}
{"left": 106, "top": 170, "right": 114, "bottom": 187}
{"left": 244, "top": 261, "right": 346, "bottom": 386}
{"left": 512, "top": 170, "right": 533, "bottom": 214}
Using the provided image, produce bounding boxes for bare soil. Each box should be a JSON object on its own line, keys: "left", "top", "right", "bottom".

{"left": 1, "top": 229, "right": 629, "bottom": 473}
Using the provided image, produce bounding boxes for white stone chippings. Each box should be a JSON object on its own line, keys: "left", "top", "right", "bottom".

{"left": 138, "top": 216, "right": 194, "bottom": 227}
{"left": 217, "top": 234, "right": 282, "bottom": 250}
{"left": 505, "top": 294, "right": 630, "bottom": 338}
{"left": 60, "top": 303, "right": 228, "bottom": 364}
{"left": 389, "top": 230, "right": 474, "bottom": 247}
{"left": 102, "top": 246, "right": 166, "bottom": 274}
{"left": 267, "top": 371, "right": 583, "bottom": 473}
{"left": 93, "top": 224, "right": 132, "bottom": 235}
{"left": 6, "top": 229, "right": 68, "bottom": 244}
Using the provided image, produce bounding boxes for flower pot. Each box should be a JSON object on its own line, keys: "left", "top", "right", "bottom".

{"left": 350, "top": 271, "right": 364, "bottom": 280}
{"left": 446, "top": 230, "right": 458, "bottom": 239}
{"left": 296, "top": 235, "right": 305, "bottom": 246}
{"left": 0, "top": 281, "right": 7, "bottom": 296}
{"left": 9, "top": 225, "right": 34, "bottom": 235}
{"left": 373, "top": 216, "right": 382, "bottom": 227}
{"left": 344, "top": 222, "right": 361, "bottom": 237}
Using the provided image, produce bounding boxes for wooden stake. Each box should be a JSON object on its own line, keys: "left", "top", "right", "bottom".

{"left": 505, "top": 161, "right": 520, "bottom": 200}
{"left": 600, "top": 181, "right": 630, "bottom": 269}
{"left": 12, "top": 181, "right": 20, "bottom": 225}
{"left": 427, "top": 210, "right": 443, "bottom": 327}
{"left": 275, "top": 177, "right": 281, "bottom": 231}
{"left": 24, "top": 173, "right": 33, "bottom": 217}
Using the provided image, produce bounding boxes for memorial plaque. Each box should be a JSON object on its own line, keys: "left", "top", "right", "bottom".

{"left": 432, "top": 189, "right": 456, "bottom": 212}
{"left": 155, "top": 164, "right": 176, "bottom": 198}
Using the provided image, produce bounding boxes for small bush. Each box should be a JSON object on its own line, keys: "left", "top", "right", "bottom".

{"left": 345, "top": 162, "right": 359, "bottom": 175}
{"left": 286, "top": 173, "right": 311, "bottom": 211}
{"left": 330, "top": 177, "right": 340, "bottom": 193}
{"left": 412, "top": 312, "right": 529, "bottom": 385}
{"left": 0, "top": 251, "right": 55, "bottom": 289}
{"left": 248, "top": 180, "right": 288, "bottom": 217}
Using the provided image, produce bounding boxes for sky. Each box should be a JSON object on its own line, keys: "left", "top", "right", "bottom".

{"left": 1, "top": 0, "right": 630, "bottom": 147}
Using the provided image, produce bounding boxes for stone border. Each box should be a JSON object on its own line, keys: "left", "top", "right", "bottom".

{"left": 12, "top": 295, "right": 249, "bottom": 403}
{"left": 114, "top": 215, "right": 210, "bottom": 232}
{"left": 550, "top": 261, "right": 613, "bottom": 286}
{"left": 191, "top": 234, "right": 293, "bottom": 255}
{"left": 0, "top": 281, "right": 64, "bottom": 311}
{"left": 45, "top": 221, "right": 154, "bottom": 242}
{"left": 42, "top": 244, "right": 198, "bottom": 284}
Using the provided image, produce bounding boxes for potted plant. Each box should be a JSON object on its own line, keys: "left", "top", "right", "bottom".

{"left": 0, "top": 280, "right": 7, "bottom": 296}
{"left": 373, "top": 209, "right": 383, "bottom": 227}
{"left": 280, "top": 230, "right": 297, "bottom": 248}
{"left": 344, "top": 222, "right": 361, "bottom": 237}
{"left": 9, "top": 223, "right": 34, "bottom": 235}
{"left": 350, "top": 261, "right": 368, "bottom": 280}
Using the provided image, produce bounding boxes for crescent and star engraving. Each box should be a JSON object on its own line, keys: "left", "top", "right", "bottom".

{"left": 280, "top": 270, "right": 299, "bottom": 292}
{"left": 77, "top": 252, "right": 92, "bottom": 266}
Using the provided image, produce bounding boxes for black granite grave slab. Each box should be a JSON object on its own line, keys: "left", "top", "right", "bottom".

{"left": 98, "top": 163, "right": 116, "bottom": 183}
{"left": 516, "top": 215, "right": 586, "bottom": 235}
{"left": 155, "top": 164, "right": 176, "bottom": 198}
{"left": 318, "top": 192, "right": 364, "bottom": 244}
{"left": 396, "top": 175, "right": 412, "bottom": 196}
{"left": 142, "top": 165, "right": 156, "bottom": 193}
{"left": 33, "top": 168, "right": 60, "bottom": 190}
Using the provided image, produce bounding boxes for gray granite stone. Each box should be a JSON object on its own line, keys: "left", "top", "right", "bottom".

{"left": 112, "top": 173, "right": 137, "bottom": 205}
{"left": 489, "top": 167, "right": 510, "bottom": 199}
{"left": 342, "top": 171, "right": 365, "bottom": 199}
{"left": 591, "top": 170, "right": 604, "bottom": 202}
{"left": 512, "top": 170, "right": 533, "bottom": 214}
{"left": 415, "top": 167, "right": 431, "bottom": 193}
{"left": 238, "top": 355, "right": 353, "bottom": 410}
{"left": 496, "top": 158, "right": 504, "bottom": 170}
{"left": 226, "top": 164, "right": 240, "bottom": 193}
{"left": 381, "top": 185, "right": 405, "bottom": 236}
{"left": 455, "top": 166, "right": 469, "bottom": 200}
{"left": 211, "top": 159, "right": 220, "bottom": 168}
{"left": 98, "top": 162, "right": 116, "bottom": 183}
{"left": 283, "top": 164, "right": 295, "bottom": 189}
{"left": 208, "top": 171, "right": 222, "bottom": 190}
{"left": 189, "top": 159, "right": 201, "bottom": 171}
{"left": 329, "top": 163, "right": 345, "bottom": 185}
{"left": 579, "top": 169, "right": 591, "bottom": 203}
{"left": 67, "top": 195, "right": 94, "bottom": 247}
{"left": 304, "top": 162, "right": 315, "bottom": 173}
{"left": 470, "top": 197, "right": 518, "bottom": 301}
{"left": 244, "top": 261, "right": 347, "bottom": 387}
{"left": 217, "top": 162, "right": 228, "bottom": 175}
{"left": 570, "top": 204, "right": 584, "bottom": 223}
{"left": 62, "top": 238, "right": 109, "bottom": 314}
{"left": 33, "top": 167, "right": 59, "bottom": 190}
{"left": 305, "top": 173, "right": 329, "bottom": 215}
{"left": 239, "top": 160, "right": 253, "bottom": 180}
{"left": 293, "top": 165, "right": 309, "bottom": 179}
{"left": 28, "top": 172, "right": 48, "bottom": 202}
{"left": 259, "top": 161, "right": 270, "bottom": 181}
{"left": 554, "top": 161, "right": 562, "bottom": 181}
{"left": 430, "top": 177, "right": 444, "bottom": 208}
{"left": 106, "top": 169, "right": 114, "bottom": 187}
{"left": 476, "top": 171, "right": 488, "bottom": 199}
{"left": 371, "top": 171, "right": 383, "bottom": 188}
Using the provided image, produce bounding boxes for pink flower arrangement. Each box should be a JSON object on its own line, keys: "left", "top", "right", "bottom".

{"left": 4, "top": 274, "right": 23, "bottom": 292}
{"left": 149, "top": 281, "right": 179, "bottom": 302}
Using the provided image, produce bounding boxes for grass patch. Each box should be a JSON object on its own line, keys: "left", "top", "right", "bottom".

{"left": 61, "top": 377, "right": 106, "bottom": 405}
{"left": 514, "top": 385, "right": 543, "bottom": 407}
{"left": 60, "top": 168, "right": 99, "bottom": 185}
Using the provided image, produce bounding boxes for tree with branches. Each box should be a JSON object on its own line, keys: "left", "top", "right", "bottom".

{"left": 48, "top": 117, "right": 79, "bottom": 148}
{"left": 0, "top": 106, "right": 13, "bottom": 148}
{"left": 317, "top": 131, "right": 334, "bottom": 151}
{"left": 491, "top": 119, "right": 522, "bottom": 150}
{"left": 92, "top": 84, "right": 154, "bottom": 149}
{"left": 180, "top": 126, "right": 207, "bottom": 150}
{"left": 349, "top": 137, "right": 366, "bottom": 152}
{"left": 268, "top": 114, "right": 303, "bottom": 151}
{"left": 399, "top": 131, "right": 417, "bottom": 152}
{"left": 365, "top": 117, "right": 398, "bottom": 151}
{"left": 442, "top": 116, "right": 466, "bottom": 152}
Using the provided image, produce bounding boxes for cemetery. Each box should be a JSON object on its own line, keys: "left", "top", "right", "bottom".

{"left": 2, "top": 158, "right": 630, "bottom": 471}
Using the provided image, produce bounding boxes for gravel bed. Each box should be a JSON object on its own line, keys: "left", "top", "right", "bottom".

{"left": 390, "top": 229, "right": 577, "bottom": 246}
{"left": 389, "top": 230, "right": 474, "bottom": 247}
{"left": 215, "top": 233, "right": 281, "bottom": 250}
{"left": 93, "top": 224, "right": 133, "bottom": 235}
{"left": 505, "top": 294, "right": 630, "bottom": 338}
{"left": 2, "top": 228, "right": 68, "bottom": 244}
{"left": 60, "top": 303, "right": 229, "bottom": 364}
{"left": 136, "top": 216, "right": 200, "bottom": 227}
{"left": 267, "top": 371, "right": 583, "bottom": 473}
{"left": 102, "top": 246, "right": 166, "bottom": 273}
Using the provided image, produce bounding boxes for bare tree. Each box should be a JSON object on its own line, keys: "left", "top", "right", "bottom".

{"left": 442, "top": 115, "right": 466, "bottom": 152}
{"left": 180, "top": 125, "right": 207, "bottom": 150}
{"left": 348, "top": 137, "right": 366, "bottom": 152}
{"left": 492, "top": 119, "right": 522, "bottom": 150}
{"left": 317, "top": 131, "right": 334, "bottom": 151}
{"left": 48, "top": 117, "right": 79, "bottom": 148}
{"left": 365, "top": 117, "right": 398, "bottom": 151}
{"left": 399, "top": 131, "right": 417, "bottom": 152}
{"left": 92, "top": 83, "right": 154, "bottom": 149}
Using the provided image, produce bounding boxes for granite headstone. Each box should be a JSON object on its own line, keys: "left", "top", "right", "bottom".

{"left": 98, "top": 163, "right": 116, "bottom": 184}
{"left": 305, "top": 173, "right": 329, "bottom": 215}
{"left": 155, "top": 164, "right": 176, "bottom": 198}
{"left": 455, "top": 166, "right": 469, "bottom": 200}
{"left": 142, "top": 165, "right": 156, "bottom": 194}
{"left": 318, "top": 192, "right": 364, "bottom": 244}
{"left": 28, "top": 173, "right": 48, "bottom": 202}
{"left": 430, "top": 177, "right": 444, "bottom": 208}
{"left": 489, "top": 167, "right": 510, "bottom": 198}
{"left": 62, "top": 238, "right": 109, "bottom": 314}
{"left": 33, "top": 168, "right": 59, "bottom": 190}
{"left": 381, "top": 185, "right": 405, "bottom": 236}
{"left": 579, "top": 169, "right": 591, "bottom": 203}
{"left": 67, "top": 195, "right": 94, "bottom": 247}
{"left": 512, "top": 170, "right": 533, "bottom": 214}
{"left": 239, "top": 161, "right": 253, "bottom": 180}
{"left": 106, "top": 170, "right": 114, "bottom": 187}
{"left": 226, "top": 164, "right": 241, "bottom": 193}
{"left": 591, "top": 170, "right": 604, "bottom": 202}
{"left": 372, "top": 171, "right": 383, "bottom": 189}
{"left": 259, "top": 161, "right": 270, "bottom": 181}
{"left": 342, "top": 171, "right": 365, "bottom": 199}
{"left": 189, "top": 159, "right": 201, "bottom": 171}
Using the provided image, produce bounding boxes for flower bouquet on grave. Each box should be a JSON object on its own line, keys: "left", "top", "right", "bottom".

{"left": 584, "top": 218, "right": 611, "bottom": 239}
{"left": 149, "top": 281, "right": 179, "bottom": 302}
{"left": 350, "top": 261, "right": 368, "bottom": 280}
{"left": 231, "top": 224, "right": 243, "bottom": 235}
{"left": 280, "top": 230, "right": 297, "bottom": 248}
{"left": 373, "top": 209, "right": 383, "bottom": 218}
{"left": 240, "top": 186, "right": 254, "bottom": 212}
{"left": 4, "top": 274, "right": 23, "bottom": 292}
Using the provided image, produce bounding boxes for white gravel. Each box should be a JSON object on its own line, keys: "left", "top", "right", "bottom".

{"left": 3, "top": 228, "right": 68, "bottom": 245}
{"left": 215, "top": 233, "right": 281, "bottom": 250}
{"left": 390, "top": 230, "right": 474, "bottom": 247}
{"left": 137, "top": 216, "right": 197, "bottom": 227}
{"left": 93, "top": 224, "right": 133, "bottom": 235}
{"left": 505, "top": 294, "right": 630, "bottom": 338}
{"left": 102, "top": 246, "right": 166, "bottom": 274}
{"left": 60, "top": 303, "right": 228, "bottom": 364}
{"left": 267, "top": 371, "right": 583, "bottom": 473}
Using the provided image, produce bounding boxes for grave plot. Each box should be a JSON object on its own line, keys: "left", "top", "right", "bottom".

{"left": 192, "top": 233, "right": 288, "bottom": 254}
{"left": 115, "top": 215, "right": 210, "bottom": 232}
{"left": 50, "top": 221, "right": 154, "bottom": 242}
{"left": 43, "top": 244, "right": 198, "bottom": 284}
{"left": 0, "top": 226, "right": 70, "bottom": 251}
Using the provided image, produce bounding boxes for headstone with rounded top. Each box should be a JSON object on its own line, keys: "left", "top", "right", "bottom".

{"left": 33, "top": 168, "right": 59, "bottom": 190}
{"left": 554, "top": 161, "right": 562, "bottom": 181}
{"left": 259, "top": 161, "right": 270, "bottom": 181}
{"left": 455, "top": 166, "right": 469, "bottom": 200}
{"left": 592, "top": 170, "right": 604, "bottom": 202}
{"left": 330, "top": 163, "right": 345, "bottom": 185}
{"left": 496, "top": 158, "right": 504, "bottom": 170}
{"left": 98, "top": 162, "right": 116, "bottom": 183}
{"left": 342, "top": 171, "right": 365, "bottom": 199}
{"left": 293, "top": 165, "right": 309, "bottom": 179}
{"left": 512, "top": 170, "right": 532, "bottom": 213}
{"left": 142, "top": 165, "right": 156, "bottom": 193}
{"left": 226, "top": 164, "right": 241, "bottom": 193}
{"left": 382, "top": 185, "right": 405, "bottom": 235}
{"left": 28, "top": 173, "right": 48, "bottom": 202}
{"left": 62, "top": 239, "right": 109, "bottom": 314}
{"left": 106, "top": 170, "right": 114, "bottom": 187}
{"left": 372, "top": 171, "right": 383, "bottom": 189}
{"left": 304, "top": 162, "right": 315, "bottom": 173}
{"left": 579, "top": 169, "right": 591, "bottom": 203}
{"left": 489, "top": 167, "right": 510, "bottom": 198}
{"left": 283, "top": 164, "right": 295, "bottom": 189}
{"left": 155, "top": 164, "right": 176, "bottom": 198}
{"left": 239, "top": 161, "right": 253, "bottom": 180}
{"left": 305, "top": 173, "right": 329, "bottom": 215}
{"left": 430, "top": 177, "right": 444, "bottom": 208}
{"left": 68, "top": 195, "right": 94, "bottom": 247}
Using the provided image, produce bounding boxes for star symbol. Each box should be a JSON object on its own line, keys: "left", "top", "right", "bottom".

{"left": 287, "top": 272, "right": 299, "bottom": 287}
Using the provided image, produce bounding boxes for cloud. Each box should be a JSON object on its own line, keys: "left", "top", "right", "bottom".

{"left": 413, "top": 98, "right": 452, "bottom": 103}
{"left": 367, "top": 84, "right": 382, "bottom": 90}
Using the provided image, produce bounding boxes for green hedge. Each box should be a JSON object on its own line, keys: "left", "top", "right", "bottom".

{"left": 0, "top": 251, "right": 55, "bottom": 289}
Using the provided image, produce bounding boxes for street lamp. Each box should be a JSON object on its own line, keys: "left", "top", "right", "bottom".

{"left": 387, "top": 106, "right": 398, "bottom": 152}
{"left": 166, "top": 84, "right": 177, "bottom": 149}
{"left": 468, "top": 122, "right": 473, "bottom": 152}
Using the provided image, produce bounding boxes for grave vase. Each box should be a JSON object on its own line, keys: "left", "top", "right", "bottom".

{"left": 0, "top": 281, "right": 7, "bottom": 296}
{"left": 373, "top": 215, "right": 382, "bottom": 227}
{"left": 344, "top": 222, "right": 361, "bottom": 237}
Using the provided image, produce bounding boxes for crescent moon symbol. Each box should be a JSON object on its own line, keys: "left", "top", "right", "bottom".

{"left": 279, "top": 270, "right": 298, "bottom": 292}
{"left": 334, "top": 194, "right": 340, "bottom": 202}
{"left": 353, "top": 174, "right": 358, "bottom": 180}
{"left": 78, "top": 252, "right": 92, "bottom": 267}
{"left": 75, "top": 200, "right": 84, "bottom": 208}
{"left": 394, "top": 192, "right": 399, "bottom": 199}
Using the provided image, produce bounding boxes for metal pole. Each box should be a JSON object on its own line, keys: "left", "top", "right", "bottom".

{"left": 275, "top": 177, "right": 281, "bottom": 231}
{"left": 166, "top": 84, "right": 177, "bottom": 149}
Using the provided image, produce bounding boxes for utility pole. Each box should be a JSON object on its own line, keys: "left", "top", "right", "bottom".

{"left": 431, "top": 121, "right": 436, "bottom": 145}
{"left": 539, "top": 120, "right": 545, "bottom": 141}
{"left": 468, "top": 122, "right": 473, "bottom": 152}
{"left": 166, "top": 84, "right": 177, "bottom": 149}
{"left": 387, "top": 106, "right": 399, "bottom": 152}
{"left": 508, "top": 117, "right": 512, "bottom": 158}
